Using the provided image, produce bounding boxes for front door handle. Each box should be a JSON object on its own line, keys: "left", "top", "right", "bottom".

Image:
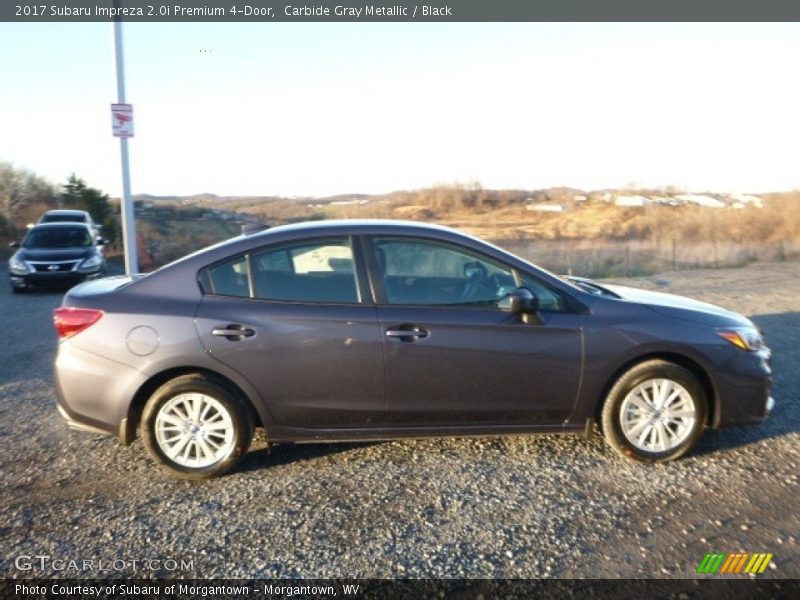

{"left": 212, "top": 324, "right": 255, "bottom": 341}
{"left": 385, "top": 326, "right": 429, "bottom": 341}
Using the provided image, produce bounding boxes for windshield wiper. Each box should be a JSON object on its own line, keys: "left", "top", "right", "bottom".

{"left": 563, "top": 276, "right": 621, "bottom": 298}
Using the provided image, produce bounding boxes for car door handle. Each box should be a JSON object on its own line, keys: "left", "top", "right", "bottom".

{"left": 385, "top": 327, "right": 429, "bottom": 340}
{"left": 212, "top": 325, "right": 255, "bottom": 340}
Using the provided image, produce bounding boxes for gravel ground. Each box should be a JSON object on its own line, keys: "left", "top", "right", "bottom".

{"left": 0, "top": 262, "right": 798, "bottom": 580}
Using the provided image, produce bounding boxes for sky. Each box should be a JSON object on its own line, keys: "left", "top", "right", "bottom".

{"left": 1, "top": 22, "right": 799, "bottom": 198}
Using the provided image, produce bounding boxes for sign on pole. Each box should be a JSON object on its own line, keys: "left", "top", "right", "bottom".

{"left": 111, "top": 103, "right": 134, "bottom": 138}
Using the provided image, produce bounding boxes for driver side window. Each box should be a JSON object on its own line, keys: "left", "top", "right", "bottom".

{"left": 371, "top": 237, "right": 516, "bottom": 307}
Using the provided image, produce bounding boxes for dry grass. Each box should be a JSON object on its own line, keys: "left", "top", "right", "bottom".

{"left": 221, "top": 186, "right": 800, "bottom": 277}
{"left": 223, "top": 186, "right": 800, "bottom": 245}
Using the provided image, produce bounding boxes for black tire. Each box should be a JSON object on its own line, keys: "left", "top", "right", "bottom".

{"left": 141, "top": 373, "right": 254, "bottom": 479}
{"left": 601, "top": 360, "right": 707, "bottom": 462}
{"left": 11, "top": 285, "right": 25, "bottom": 294}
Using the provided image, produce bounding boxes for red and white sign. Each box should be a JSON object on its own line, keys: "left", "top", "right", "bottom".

{"left": 111, "top": 103, "right": 134, "bottom": 138}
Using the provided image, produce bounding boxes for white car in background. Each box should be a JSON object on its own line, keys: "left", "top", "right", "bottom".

{"left": 37, "top": 209, "right": 100, "bottom": 231}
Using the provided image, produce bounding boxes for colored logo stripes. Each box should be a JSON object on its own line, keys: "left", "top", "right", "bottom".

{"left": 697, "top": 552, "right": 773, "bottom": 574}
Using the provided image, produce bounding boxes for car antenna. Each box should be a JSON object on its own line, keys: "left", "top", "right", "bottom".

{"left": 241, "top": 222, "right": 271, "bottom": 235}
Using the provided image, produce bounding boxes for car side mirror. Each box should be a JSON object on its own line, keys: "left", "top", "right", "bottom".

{"left": 9, "top": 241, "right": 19, "bottom": 248}
{"left": 96, "top": 238, "right": 106, "bottom": 246}
{"left": 510, "top": 287, "right": 540, "bottom": 324}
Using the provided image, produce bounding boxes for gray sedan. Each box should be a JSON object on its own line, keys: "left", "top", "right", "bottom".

{"left": 53, "top": 220, "right": 773, "bottom": 478}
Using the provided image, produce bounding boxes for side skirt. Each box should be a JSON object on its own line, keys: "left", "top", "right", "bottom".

{"left": 264, "top": 423, "right": 584, "bottom": 444}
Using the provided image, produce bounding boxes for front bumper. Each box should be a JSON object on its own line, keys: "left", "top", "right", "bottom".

{"left": 713, "top": 347, "right": 773, "bottom": 428}
{"left": 11, "top": 270, "right": 102, "bottom": 289}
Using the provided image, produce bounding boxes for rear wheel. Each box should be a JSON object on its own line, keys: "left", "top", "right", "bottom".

{"left": 601, "top": 360, "right": 707, "bottom": 462}
{"left": 141, "top": 374, "right": 253, "bottom": 479}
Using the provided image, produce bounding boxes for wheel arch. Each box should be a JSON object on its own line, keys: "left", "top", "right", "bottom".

{"left": 594, "top": 352, "right": 719, "bottom": 429}
{"left": 123, "top": 367, "right": 263, "bottom": 445}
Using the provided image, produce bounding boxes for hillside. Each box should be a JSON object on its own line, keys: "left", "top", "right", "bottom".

{"left": 115, "top": 186, "right": 800, "bottom": 276}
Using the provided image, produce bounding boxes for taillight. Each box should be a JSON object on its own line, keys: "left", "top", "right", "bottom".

{"left": 53, "top": 307, "right": 103, "bottom": 339}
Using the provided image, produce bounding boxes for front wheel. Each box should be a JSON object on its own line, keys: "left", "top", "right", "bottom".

{"left": 141, "top": 374, "right": 253, "bottom": 479}
{"left": 601, "top": 360, "right": 707, "bottom": 462}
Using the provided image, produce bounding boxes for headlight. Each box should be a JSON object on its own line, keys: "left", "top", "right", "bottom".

{"left": 9, "top": 254, "right": 29, "bottom": 275}
{"left": 78, "top": 254, "right": 102, "bottom": 272}
{"left": 717, "top": 327, "right": 765, "bottom": 352}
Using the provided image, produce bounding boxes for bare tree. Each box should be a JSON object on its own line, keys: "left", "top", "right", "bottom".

{"left": 0, "top": 160, "right": 60, "bottom": 237}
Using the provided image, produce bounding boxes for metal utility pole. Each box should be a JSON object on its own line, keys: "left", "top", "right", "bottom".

{"left": 112, "top": 6, "right": 138, "bottom": 275}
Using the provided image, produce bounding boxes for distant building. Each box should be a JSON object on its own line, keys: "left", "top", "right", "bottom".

{"left": 674, "top": 194, "right": 726, "bottom": 208}
{"left": 614, "top": 195, "right": 651, "bottom": 207}
{"left": 526, "top": 203, "right": 564, "bottom": 213}
{"left": 330, "top": 199, "right": 370, "bottom": 206}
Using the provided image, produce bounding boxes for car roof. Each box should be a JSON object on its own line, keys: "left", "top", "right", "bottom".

{"left": 42, "top": 209, "right": 90, "bottom": 216}
{"left": 29, "top": 222, "right": 93, "bottom": 231}
{"left": 250, "top": 219, "right": 464, "bottom": 238}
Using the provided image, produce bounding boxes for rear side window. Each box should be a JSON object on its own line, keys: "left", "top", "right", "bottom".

{"left": 251, "top": 238, "right": 358, "bottom": 303}
{"left": 202, "top": 238, "right": 359, "bottom": 303}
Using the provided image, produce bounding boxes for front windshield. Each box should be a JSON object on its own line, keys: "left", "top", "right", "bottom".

{"left": 23, "top": 227, "right": 92, "bottom": 248}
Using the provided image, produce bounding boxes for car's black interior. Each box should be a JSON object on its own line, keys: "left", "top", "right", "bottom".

{"left": 253, "top": 269, "right": 358, "bottom": 303}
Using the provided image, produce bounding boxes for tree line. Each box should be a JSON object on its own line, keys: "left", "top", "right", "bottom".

{"left": 0, "top": 161, "right": 116, "bottom": 245}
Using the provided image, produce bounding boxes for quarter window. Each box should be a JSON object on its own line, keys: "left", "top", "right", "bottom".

{"left": 519, "top": 274, "right": 567, "bottom": 312}
{"left": 206, "top": 257, "right": 250, "bottom": 298}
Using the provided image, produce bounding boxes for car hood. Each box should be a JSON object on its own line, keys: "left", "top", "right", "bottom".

{"left": 17, "top": 247, "right": 94, "bottom": 262}
{"left": 600, "top": 284, "right": 753, "bottom": 327}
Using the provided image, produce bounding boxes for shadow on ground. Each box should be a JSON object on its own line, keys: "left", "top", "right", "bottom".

{"left": 237, "top": 441, "right": 379, "bottom": 472}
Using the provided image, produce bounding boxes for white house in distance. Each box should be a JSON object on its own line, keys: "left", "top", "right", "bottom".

{"left": 526, "top": 203, "right": 564, "bottom": 212}
{"left": 614, "top": 195, "right": 651, "bottom": 207}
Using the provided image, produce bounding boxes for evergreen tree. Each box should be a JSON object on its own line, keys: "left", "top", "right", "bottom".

{"left": 62, "top": 173, "right": 116, "bottom": 242}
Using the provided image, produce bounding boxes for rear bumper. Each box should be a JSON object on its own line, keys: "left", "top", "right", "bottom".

{"left": 54, "top": 343, "right": 146, "bottom": 444}
{"left": 57, "top": 403, "right": 127, "bottom": 439}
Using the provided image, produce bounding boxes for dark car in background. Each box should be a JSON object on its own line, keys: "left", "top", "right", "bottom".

{"left": 52, "top": 220, "right": 773, "bottom": 478}
{"left": 8, "top": 222, "right": 106, "bottom": 292}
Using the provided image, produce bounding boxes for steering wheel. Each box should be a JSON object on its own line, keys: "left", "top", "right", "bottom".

{"left": 459, "top": 262, "right": 488, "bottom": 303}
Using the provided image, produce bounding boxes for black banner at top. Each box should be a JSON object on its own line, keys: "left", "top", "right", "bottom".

{"left": 4, "top": 0, "right": 800, "bottom": 22}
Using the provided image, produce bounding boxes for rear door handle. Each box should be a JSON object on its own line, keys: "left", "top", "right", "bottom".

{"left": 385, "top": 327, "right": 429, "bottom": 340}
{"left": 212, "top": 324, "right": 255, "bottom": 340}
